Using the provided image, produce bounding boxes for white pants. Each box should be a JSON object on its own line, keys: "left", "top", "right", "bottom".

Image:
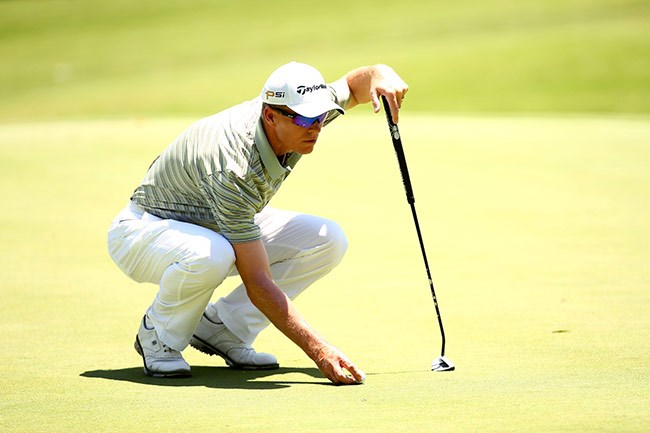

{"left": 107, "top": 202, "right": 347, "bottom": 351}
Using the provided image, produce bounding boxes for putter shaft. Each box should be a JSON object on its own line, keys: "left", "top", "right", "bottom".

{"left": 381, "top": 96, "right": 449, "bottom": 358}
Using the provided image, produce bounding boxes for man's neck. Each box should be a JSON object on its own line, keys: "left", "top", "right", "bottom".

{"left": 261, "top": 118, "right": 285, "bottom": 156}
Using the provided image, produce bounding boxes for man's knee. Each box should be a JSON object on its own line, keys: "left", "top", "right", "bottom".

{"left": 177, "top": 236, "right": 236, "bottom": 286}
{"left": 318, "top": 219, "right": 348, "bottom": 267}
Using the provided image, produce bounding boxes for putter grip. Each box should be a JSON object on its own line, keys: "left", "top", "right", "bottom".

{"left": 381, "top": 96, "right": 415, "bottom": 204}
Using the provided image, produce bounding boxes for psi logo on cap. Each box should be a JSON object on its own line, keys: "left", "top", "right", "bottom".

{"left": 265, "top": 90, "right": 285, "bottom": 100}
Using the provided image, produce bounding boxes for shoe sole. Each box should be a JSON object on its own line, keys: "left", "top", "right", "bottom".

{"left": 134, "top": 336, "right": 192, "bottom": 378}
{"left": 190, "top": 336, "right": 279, "bottom": 370}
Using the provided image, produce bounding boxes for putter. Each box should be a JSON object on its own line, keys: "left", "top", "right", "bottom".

{"left": 381, "top": 96, "right": 455, "bottom": 372}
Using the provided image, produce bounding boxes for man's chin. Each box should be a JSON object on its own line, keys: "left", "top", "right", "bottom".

{"left": 298, "top": 142, "right": 316, "bottom": 154}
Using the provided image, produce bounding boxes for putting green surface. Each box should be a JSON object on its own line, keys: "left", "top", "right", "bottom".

{"left": 1, "top": 114, "right": 648, "bottom": 432}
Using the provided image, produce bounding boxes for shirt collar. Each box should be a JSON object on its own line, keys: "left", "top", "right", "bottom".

{"left": 254, "top": 118, "right": 300, "bottom": 179}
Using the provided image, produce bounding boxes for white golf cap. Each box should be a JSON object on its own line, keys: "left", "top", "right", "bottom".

{"left": 261, "top": 61, "right": 345, "bottom": 117}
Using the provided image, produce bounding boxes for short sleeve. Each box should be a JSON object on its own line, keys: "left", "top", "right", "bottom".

{"left": 329, "top": 77, "right": 351, "bottom": 109}
{"left": 323, "top": 78, "right": 351, "bottom": 126}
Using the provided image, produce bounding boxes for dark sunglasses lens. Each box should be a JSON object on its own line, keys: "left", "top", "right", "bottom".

{"left": 293, "top": 113, "right": 327, "bottom": 128}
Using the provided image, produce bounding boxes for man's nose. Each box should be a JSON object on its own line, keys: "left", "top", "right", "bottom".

{"left": 307, "top": 119, "right": 322, "bottom": 131}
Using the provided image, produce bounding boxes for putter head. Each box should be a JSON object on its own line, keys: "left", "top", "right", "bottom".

{"left": 431, "top": 356, "right": 455, "bottom": 372}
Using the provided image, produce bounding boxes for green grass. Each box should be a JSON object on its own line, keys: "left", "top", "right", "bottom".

{"left": 1, "top": 0, "right": 649, "bottom": 121}
{"left": 1, "top": 114, "right": 649, "bottom": 432}
{"left": 1, "top": 0, "right": 649, "bottom": 431}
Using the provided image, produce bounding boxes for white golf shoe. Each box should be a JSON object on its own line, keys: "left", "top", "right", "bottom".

{"left": 190, "top": 313, "right": 279, "bottom": 370}
{"left": 133, "top": 315, "right": 191, "bottom": 378}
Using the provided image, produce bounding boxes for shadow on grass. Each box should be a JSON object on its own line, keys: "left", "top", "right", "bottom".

{"left": 80, "top": 366, "right": 329, "bottom": 389}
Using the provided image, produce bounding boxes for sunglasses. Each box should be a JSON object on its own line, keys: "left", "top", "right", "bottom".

{"left": 271, "top": 106, "right": 327, "bottom": 128}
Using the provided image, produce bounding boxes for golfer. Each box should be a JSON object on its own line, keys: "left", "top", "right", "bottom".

{"left": 107, "top": 61, "right": 408, "bottom": 385}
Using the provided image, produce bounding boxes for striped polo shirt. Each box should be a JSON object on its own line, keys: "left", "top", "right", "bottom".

{"left": 130, "top": 78, "right": 350, "bottom": 243}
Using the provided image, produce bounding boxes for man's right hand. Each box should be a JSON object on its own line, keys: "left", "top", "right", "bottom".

{"left": 313, "top": 343, "right": 366, "bottom": 385}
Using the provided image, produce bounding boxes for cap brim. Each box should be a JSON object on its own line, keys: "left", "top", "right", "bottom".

{"left": 288, "top": 100, "right": 345, "bottom": 118}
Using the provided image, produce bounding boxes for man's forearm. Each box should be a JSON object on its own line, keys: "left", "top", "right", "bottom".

{"left": 232, "top": 240, "right": 325, "bottom": 361}
{"left": 345, "top": 65, "right": 382, "bottom": 106}
{"left": 246, "top": 276, "right": 325, "bottom": 361}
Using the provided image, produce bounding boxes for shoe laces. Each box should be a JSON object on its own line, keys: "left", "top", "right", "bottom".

{"left": 152, "top": 339, "right": 178, "bottom": 355}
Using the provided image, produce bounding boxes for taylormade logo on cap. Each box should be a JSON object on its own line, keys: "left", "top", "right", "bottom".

{"left": 261, "top": 61, "right": 344, "bottom": 118}
{"left": 297, "top": 84, "right": 327, "bottom": 95}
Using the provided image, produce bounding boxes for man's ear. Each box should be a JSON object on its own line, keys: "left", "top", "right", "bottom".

{"left": 262, "top": 105, "right": 276, "bottom": 125}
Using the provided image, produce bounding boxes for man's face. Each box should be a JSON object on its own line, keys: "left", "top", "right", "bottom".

{"left": 269, "top": 106, "right": 324, "bottom": 155}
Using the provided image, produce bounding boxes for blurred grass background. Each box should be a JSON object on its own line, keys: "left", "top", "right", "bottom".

{"left": 1, "top": 0, "right": 648, "bottom": 121}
